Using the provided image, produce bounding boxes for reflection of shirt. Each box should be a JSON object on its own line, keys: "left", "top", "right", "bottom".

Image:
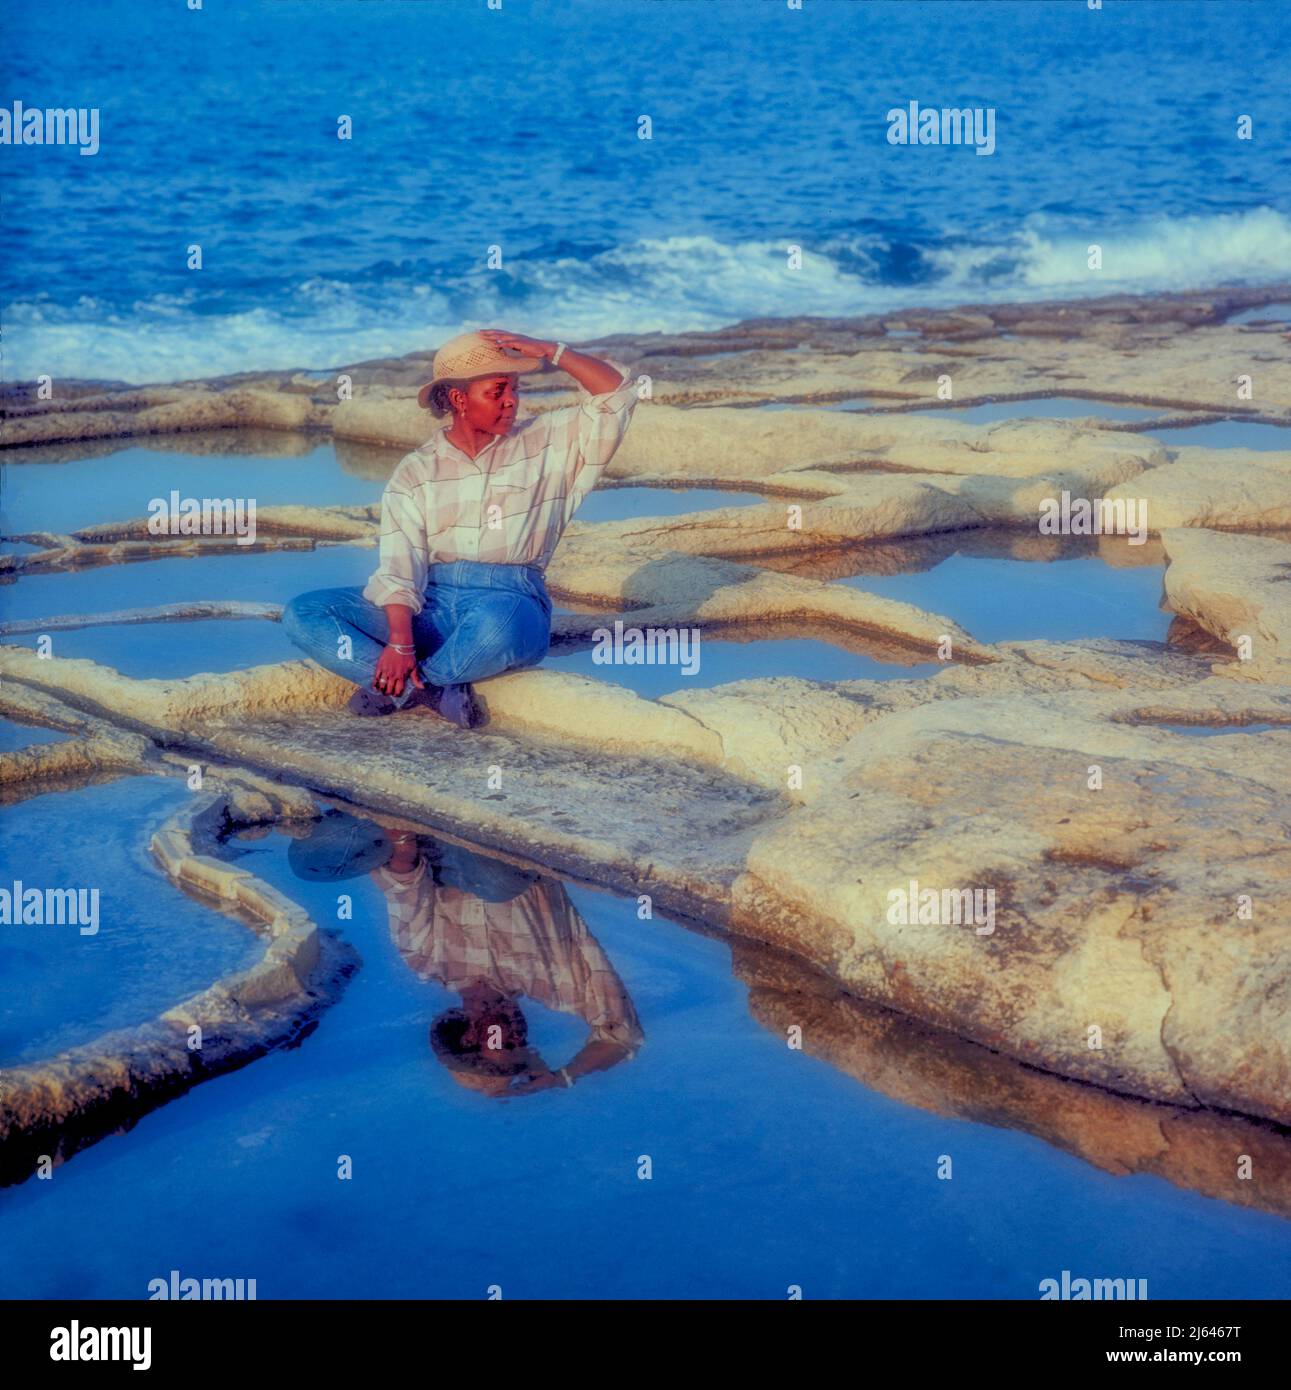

{"left": 371, "top": 859, "right": 645, "bottom": 1053}
{"left": 362, "top": 362, "right": 640, "bottom": 613}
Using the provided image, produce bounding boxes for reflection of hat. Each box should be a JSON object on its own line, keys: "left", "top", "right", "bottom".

{"left": 416, "top": 331, "right": 545, "bottom": 409}
{"left": 287, "top": 809, "right": 394, "bottom": 882}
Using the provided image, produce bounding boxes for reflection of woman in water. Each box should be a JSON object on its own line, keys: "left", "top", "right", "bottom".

{"left": 290, "top": 810, "right": 643, "bottom": 1098}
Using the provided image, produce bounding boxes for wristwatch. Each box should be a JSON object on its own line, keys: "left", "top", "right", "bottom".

{"left": 550, "top": 342, "right": 567, "bottom": 367}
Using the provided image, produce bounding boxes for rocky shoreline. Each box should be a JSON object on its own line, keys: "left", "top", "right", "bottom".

{"left": 3, "top": 286, "right": 1289, "bottom": 1160}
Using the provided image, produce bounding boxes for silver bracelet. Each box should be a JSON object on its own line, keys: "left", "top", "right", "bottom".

{"left": 389, "top": 642, "right": 415, "bottom": 654}
{"left": 550, "top": 342, "right": 567, "bottom": 367}
{"left": 558, "top": 1067, "right": 574, "bottom": 1087}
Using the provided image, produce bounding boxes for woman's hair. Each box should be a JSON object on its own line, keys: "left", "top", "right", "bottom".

{"left": 429, "top": 1007, "right": 530, "bottom": 1078}
{"left": 425, "top": 379, "right": 464, "bottom": 419}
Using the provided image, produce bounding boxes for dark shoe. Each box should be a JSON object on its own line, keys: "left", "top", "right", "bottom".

{"left": 409, "top": 682, "right": 483, "bottom": 729}
{"left": 347, "top": 687, "right": 399, "bottom": 717}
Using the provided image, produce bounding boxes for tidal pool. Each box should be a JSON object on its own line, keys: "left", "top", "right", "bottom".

{"left": 1146, "top": 420, "right": 1291, "bottom": 452}
{"left": 757, "top": 532, "right": 1169, "bottom": 646}
{"left": 732, "top": 397, "right": 1163, "bottom": 423}
{"left": 928, "top": 397, "right": 1160, "bottom": 425}
{"left": 0, "top": 775, "right": 261, "bottom": 1067}
{"left": 2, "top": 546, "right": 377, "bottom": 626}
{"left": 546, "top": 632, "right": 937, "bottom": 698}
{"left": 0, "top": 719, "right": 73, "bottom": 753}
{"left": 0, "top": 431, "right": 398, "bottom": 536}
{"left": 1148, "top": 722, "right": 1279, "bottom": 737}
{"left": 0, "top": 810, "right": 1286, "bottom": 1298}
{"left": 751, "top": 396, "right": 875, "bottom": 412}
{"left": 1229, "top": 303, "right": 1291, "bottom": 325}
{"left": 4, "top": 617, "right": 303, "bottom": 681}
{"left": 572, "top": 486, "right": 766, "bottom": 523}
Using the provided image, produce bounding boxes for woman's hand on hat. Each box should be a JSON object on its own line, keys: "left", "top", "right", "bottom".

{"left": 478, "top": 328, "right": 556, "bottom": 360}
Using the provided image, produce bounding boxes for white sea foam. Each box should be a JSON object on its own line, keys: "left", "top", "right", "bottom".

{"left": 6, "top": 209, "right": 1289, "bottom": 385}
{"left": 926, "top": 206, "right": 1291, "bottom": 291}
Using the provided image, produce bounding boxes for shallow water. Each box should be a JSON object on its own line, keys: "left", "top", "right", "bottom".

{"left": 1, "top": 808, "right": 1286, "bottom": 1298}
{"left": 0, "top": 435, "right": 395, "bottom": 536}
{"left": 1229, "top": 303, "right": 1291, "bottom": 324}
{"left": 0, "top": 776, "right": 261, "bottom": 1067}
{"left": 0, "top": 720, "right": 73, "bottom": 753}
{"left": 1, "top": 545, "right": 377, "bottom": 626}
{"left": 1147, "top": 420, "right": 1291, "bottom": 452}
{"left": 572, "top": 486, "right": 766, "bottom": 523}
{"left": 755, "top": 532, "right": 1170, "bottom": 646}
{"left": 741, "top": 397, "right": 1164, "bottom": 423}
{"left": 748, "top": 397, "right": 875, "bottom": 412}
{"left": 4, "top": 617, "right": 302, "bottom": 681}
{"left": 547, "top": 632, "right": 938, "bottom": 698}
{"left": 843, "top": 556, "right": 1168, "bottom": 645}
{"left": 929, "top": 397, "right": 1161, "bottom": 424}
{"left": 1149, "top": 722, "right": 1279, "bottom": 737}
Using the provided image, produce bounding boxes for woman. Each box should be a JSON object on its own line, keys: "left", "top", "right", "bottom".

{"left": 281, "top": 328, "right": 639, "bottom": 728}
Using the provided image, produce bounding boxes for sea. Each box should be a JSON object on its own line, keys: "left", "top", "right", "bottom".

{"left": 3, "top": 0, "right": 1290, "bottom": 384}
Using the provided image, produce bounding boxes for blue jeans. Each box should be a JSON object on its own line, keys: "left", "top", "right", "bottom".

{"left": 281, "top": 560, "right": 552, "bottom": 707}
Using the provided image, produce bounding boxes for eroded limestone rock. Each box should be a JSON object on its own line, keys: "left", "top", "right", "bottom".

{"left": 4, "top": 642, "right": 1288, "bottom": 1128}
{"left": 4, "top": 285, "right": 1291, "bottom": 1155}
{"left": 1106, "top": 448, "right": 1291, "bottom": 532}
{"left": 729, "top": 685, "right": 1291, "bottom": 1123}
{"left": 1162, "top": 529, "right": 1291, "bottom": 680}
{"left": 0, "top": 778, "right": 353, "bottom": 1186}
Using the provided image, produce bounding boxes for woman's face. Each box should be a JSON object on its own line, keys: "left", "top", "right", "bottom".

{"left": 454, "top": 373, "right": 519, "bottom": 435}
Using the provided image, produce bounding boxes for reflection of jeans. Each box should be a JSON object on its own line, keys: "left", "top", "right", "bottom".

{"left": 281, "top": 559, "right": 552, "bottom": 706}
{"left": 428, "top": 838, "right": 538, "bottom": 903}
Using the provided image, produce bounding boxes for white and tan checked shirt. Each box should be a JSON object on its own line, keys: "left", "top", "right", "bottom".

{"left": 371, "top": 859, "right": 646, "bottom": 1052}
{"left": 362, "top": 360, "right": 640, "bottom": 614}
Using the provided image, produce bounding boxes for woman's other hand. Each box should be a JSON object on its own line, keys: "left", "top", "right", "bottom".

{"left": 374, "top": 644, "right": 424, "bottom": 698}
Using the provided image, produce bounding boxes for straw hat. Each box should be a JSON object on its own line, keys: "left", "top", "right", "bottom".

{"left": 416, "top": 330, "right": 545, "bottom": 409}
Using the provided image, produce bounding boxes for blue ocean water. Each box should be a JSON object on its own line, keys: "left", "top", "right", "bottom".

{"left": 3, "top": 0, "right": 1289, "bottom": 383}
